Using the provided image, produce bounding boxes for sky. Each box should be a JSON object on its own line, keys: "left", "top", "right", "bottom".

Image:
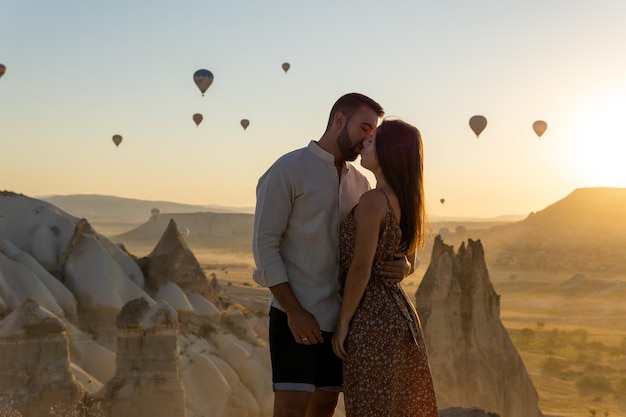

{"left": 1, "top": 1, "right": 625, "bottom": 218}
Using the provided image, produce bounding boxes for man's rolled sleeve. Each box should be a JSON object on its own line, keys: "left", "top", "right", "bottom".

{"left": 252, "top": 263, "right": 289, "bottom": 288}
{"left": 252, "top": 162, "right": 293, "bottom": 288}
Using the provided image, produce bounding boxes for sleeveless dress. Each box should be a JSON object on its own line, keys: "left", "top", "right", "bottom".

{"left": 339, "top": 191, "right": 438, "bottom": 417}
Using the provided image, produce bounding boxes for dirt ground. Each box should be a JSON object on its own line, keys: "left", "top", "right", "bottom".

{"left": 209, "top": 257, "right": 626, "bottom": 417}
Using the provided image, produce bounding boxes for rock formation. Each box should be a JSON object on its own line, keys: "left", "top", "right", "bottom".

{"left": 440, "top": 408, "right": 500, "bottom": 417}
{"left": 415, "top": 236, "right": 543, "bottom": 417}
{"left": 0, "top": 299, "right": 84, "bottom": 417}
{"left": 142, "top": 219, "right": 219, "bottom": 305}
{"left": 0, "top": 194, "right": 273, "bottom": 417}
{"left": 62, "top": 217, "right": 153, "bottom": 351}
{"left": 104, "top": 298, "right": 186, "bottom": 417}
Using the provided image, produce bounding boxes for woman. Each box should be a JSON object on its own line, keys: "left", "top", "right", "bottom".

{"left": 332, "top": 119, "right": 438, "bottom": 416}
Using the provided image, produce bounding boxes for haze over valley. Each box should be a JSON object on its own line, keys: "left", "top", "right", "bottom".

{"left": 25, "top": 187, "right": 626, "bottom": 416}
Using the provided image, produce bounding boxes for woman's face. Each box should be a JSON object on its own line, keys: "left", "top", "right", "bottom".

{"left": 359, "top": 131, "right": 379, "bottom": 172}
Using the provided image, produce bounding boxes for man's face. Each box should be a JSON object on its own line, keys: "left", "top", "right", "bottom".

{"left": 336, "top": 106, "right": 379, "bottom": 162}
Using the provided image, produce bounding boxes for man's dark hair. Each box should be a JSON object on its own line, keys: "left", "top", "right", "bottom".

{"left": 326, "top": 93, "right": 384, "bottom": 129}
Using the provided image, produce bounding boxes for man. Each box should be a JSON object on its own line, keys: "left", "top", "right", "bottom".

{"left": 253, "top": 93, "right": 412, "bottom": 417}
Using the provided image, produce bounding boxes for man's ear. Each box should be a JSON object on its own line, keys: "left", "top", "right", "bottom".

{"left": 334, "top": 111, "right": 346, "bottom": 130}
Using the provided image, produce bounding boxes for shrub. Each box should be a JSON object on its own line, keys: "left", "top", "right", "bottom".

{"left": 520, "top": 328, "right": 535, "bottom": 339}
{"left": 542, "top": 356, "right": 568, "bottom": 373}
{"left": 0, "top": 395, "right": 22, "bottom": 417}
{"left": 615, "top": 377, "right": 626, "bottom": 397}
{"left": 49, "top": 398, "right": 105, "bottom": 416}
{"left": 576, "top": 352, "right": 588, "bottom": 364}
{"left": 575, "top": 375, "right": 613, "bottom": 393}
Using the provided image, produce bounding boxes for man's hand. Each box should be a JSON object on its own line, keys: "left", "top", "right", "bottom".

{"left": 378, "top": 253, "right": 412, "bottom": 283}
{"left": 287, "top": 308, "right": 324, "bottom": 345}
{"left": 269, "top": 282, "right": 324, "bottom": 345}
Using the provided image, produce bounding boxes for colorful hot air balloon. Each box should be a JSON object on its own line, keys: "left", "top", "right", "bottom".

{"left": 532, "top": 120, "right": 548, "bottom": 137}
{"left": 469, "top": 115, "right": 487, "bottom": 138}
{"left": 240, "top": 119, "right": 250, "bottom": 130}
{"left": 0, "top": 64, "right": 5, "bottom": 78}
{"left": 193, "top": 69, "right": 214, "bottom": 96}
{"left": 193, "top": 113, "right": 203, "bottom": 126}
{"left": 281, "top": 62, "right": 290, "bottom": 73}
{"left": 112, "top": 134, "right": 122, "bottom": 147}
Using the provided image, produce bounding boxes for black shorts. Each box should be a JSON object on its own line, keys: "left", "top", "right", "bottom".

{"left": 269, "top": 307, "right": 343, "bottom": 392}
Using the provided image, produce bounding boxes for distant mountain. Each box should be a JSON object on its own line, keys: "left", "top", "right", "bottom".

{"left": 471, "top": 187, "right": 626, "bottom": 273}
{"left": 111, "top": 212, "right": 253, "bottom": 251}
{"left": 38, "top": 194, "right": 255, "bottom": 224}
{"left": 554, "top": 273, "right": 626, "bottom": 298}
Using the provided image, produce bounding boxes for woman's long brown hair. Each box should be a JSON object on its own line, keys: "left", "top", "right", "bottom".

{"left": 375, "top": 119, "right": 426, "bottom": 253}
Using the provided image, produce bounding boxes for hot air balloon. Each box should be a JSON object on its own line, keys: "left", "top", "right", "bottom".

{"left": 532, "top": 120, "right": 547, "bottom": 137}
{"left": 240, "top": 119, "right": 250, "bottom": 130}
{"left": 150, "top": 208, "right": 160, "bottom": 220}
{"left": 193, "top": 113, "right": 203, "bottom": 126}
{"left": 193, "top": 69, "right": 214, "bottom": 96}
{"left": 281, "top": 62, "right": 290, "bottom": 73}
{"left": 440, "top": 198, "right": 445, "bottom": 204}
{"left": 112, "top": 134, "right": 122, "bottom": 147}
{"left": 0, "top": 64, "right": 5, "bottom": 78}
{"left": 469, "top": 115, "right": 487, "bottom": 138}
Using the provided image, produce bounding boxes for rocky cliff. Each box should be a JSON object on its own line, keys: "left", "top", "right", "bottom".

{"left": 104, "top": 298, "right": 186, "bottom": 417}
{"left": 415, "top": 236, "right": 543, "bottom": 417}
{"left": 0, "top": 193, "right": 274, "bottom": 417}
{"left": 0, "top": 299, "right": 84, "bottom": 416}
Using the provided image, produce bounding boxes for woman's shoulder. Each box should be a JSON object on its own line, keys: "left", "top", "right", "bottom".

{"left": 354, "top": 189, "right": 388, "bottom": 221}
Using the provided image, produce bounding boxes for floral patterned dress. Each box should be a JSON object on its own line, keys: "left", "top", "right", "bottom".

{"left": 339, "top": 191, "right": 438, "bottom": 417}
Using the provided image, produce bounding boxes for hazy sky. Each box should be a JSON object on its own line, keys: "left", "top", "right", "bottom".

{"left": 1, "top": 1, "right": 625, "bottom": 218}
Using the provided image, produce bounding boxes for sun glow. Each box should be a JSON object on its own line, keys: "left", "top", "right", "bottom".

{"left": 568, "top": 87, "right": 626, "bottom": 187}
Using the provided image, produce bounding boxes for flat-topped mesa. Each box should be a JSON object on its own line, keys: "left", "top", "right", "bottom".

{"left": 415, "top": 236, "right": 543, "bottom": 417}
{"left": 104, "top": 298, "right": 186, "bottom": 417}
{"left": 0, "top": 299, "right": 83, "bottom": 416}
{"left": 143, "top": 219, "right": 219, "bottom": 306}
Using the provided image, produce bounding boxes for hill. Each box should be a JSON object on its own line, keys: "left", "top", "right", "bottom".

{"left": 38, "top": 194, "right": 254, "bottom": 233}
{"left": 111, "top": 212, "right": 254, "bottom": 252}
{"left": 461, "top": 187, "right": 626, "bottom": 274}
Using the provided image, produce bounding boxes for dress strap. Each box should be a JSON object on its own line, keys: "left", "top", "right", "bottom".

{"left": 378, "top": 188, "right": 391, "bottom": 204}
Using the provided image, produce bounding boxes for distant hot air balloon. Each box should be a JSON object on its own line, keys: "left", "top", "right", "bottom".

{"left": 112, "top": 134, "right": 122, "bottom": 147}
{"left": 440, "top": 198, "right": 445, "bottom": 204}
{"left": 178, "top": 226, "right": 190, "bottom": 237}
{"left": 0, "top": 64, "right": 5, "bottom": 78}
{"left": 532, "top": 120, "right": 548, "bottom": 137}
{"left": 150, "top": 208, "right": 160, "bottom": 219}
{"left": 240, "top": 119, "right": 250, "bottom": 130}
{"left": 193, "top": 69, "right": 214, "bottom": 96}
{"left": 281, "top": 62, "right": 290, "bottom": 73}
{"left": 469, "top": 115, "right": 487, "bottom": 138}
{"left": 193, "top": 113, "right": 203, "bottom": 126}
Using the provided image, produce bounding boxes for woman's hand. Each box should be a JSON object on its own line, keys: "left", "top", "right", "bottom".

{"left": 332, "top": 323, "right": 349, "bottom": 360}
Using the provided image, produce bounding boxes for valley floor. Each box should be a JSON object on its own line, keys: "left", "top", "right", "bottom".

{"left": 122, "top": 241, "right": 626, "bottom": 417}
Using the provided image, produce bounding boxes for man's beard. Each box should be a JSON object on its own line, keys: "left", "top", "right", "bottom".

{"left": 337, "top": 124, "right": 360, "bottom": 162}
